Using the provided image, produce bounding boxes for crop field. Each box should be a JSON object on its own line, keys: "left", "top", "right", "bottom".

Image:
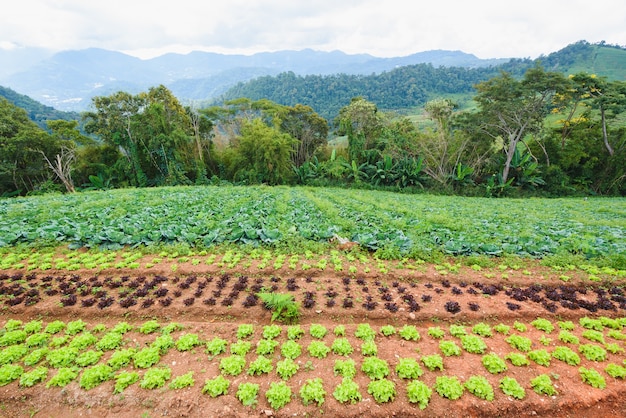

{"left": 0, "top": 185, "right": 625, "bottom": 417}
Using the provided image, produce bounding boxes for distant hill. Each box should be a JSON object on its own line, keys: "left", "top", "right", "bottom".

{"left": 0, "top": 47, "right": 509, "bottom": 112}
{"left": 0, "top": 86, "right": 79, "bottom": 129}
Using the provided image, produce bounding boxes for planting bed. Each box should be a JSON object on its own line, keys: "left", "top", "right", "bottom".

{"left": 1, "top": 258, "right": 626, "bottom": 418}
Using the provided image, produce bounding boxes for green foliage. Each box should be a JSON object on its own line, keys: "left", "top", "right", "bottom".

{"left": 421, "top": 354, "right": 444, "bottom": 371}
{"left": 265, "top": 381, "right": 292, "bottom": 410}
{"left": 361, "top": 340, "right": 378, "bottom": 356}
{"left": 79, "top": 364, "right": 113, "bottom": 390}
{"left": 220, "top": 355, "right": 246, "bottom": 376}
{"left": 161, "top": 322, "right": 184, "bottom": 334}
{"left": 19, "top": 366, "right": 48, "bottom": 387}
{"left": 605, "top": 343, "right": 624, "bottom": 354}
{"left": 558, "top": 320, "right": 576, "bottom": 331}
{"left": 499, "top": 376, "right": 526, "bottom": 399}
{"left": 531, "top": 318, "right": 555, "bottom": 333}
{"left": 280, "top": 340, "right": 302, "bottom": 359}
{"left": 482, "top": 353, "right": 508, "bottom": 374}
{"left": 3, "top": 319, "right": 23, "bottom": 332}
{"left": 605, "top": 363, "right": 626, "bottom": 378}
{"left": 355, "top": 323, "right": 376, "bottom": 341}
{"left": 205, "top": 337, "right": 228, "bottom": 356}
{"left": 449, "top": 325, "right": 467, "bottom": 337}
{"left": 307, "top": 341, "right": 330, "bottom": 359}
{"left": 399, "top": 325, "right": 420, "bottom": 341}
{"left": 368, "top": 378, "right": 396, "bottom": 403}
{"left": 169, "top": 371, "right": 195, "bottom": 389}
{"left": 439, "top": 340, "right": 462, "bottom": 357}
{"left": 111, "top": 322, "right": 132, "bottom": 334}
{"left": 334, "top": 358, "right": 357, "bottom": 378}
{"left": 579, "top": 367, "right": 606, "bottom": 389}
{"left": 582, "top": 329, "right": 605, "bottom": 344}
{"left": 0, "top": 330, "right": 27, "bottom": 347}
{"left": 151, "top": 333, "right": 175, "bottom": 355}
{"left": 75, "top": 350, "right": 103, "bottom": 367}
{"left": 465, "top": 375, "right": 494, "bottom": 401}
{"left": 44, "top": 320, "right": 66, "bottom": 334}
{"left": 558, "top": 330, "right": 580, "bottom": 345}
{"left": 505, "top": 352, "right": 530, "bottom": 367}
{"left": 493, "top": 324, "right": 511, "bottom": 335}
{"left": 230, "top": 340, "right": 252, "bottom": 356}
{"left": 46, "top": 347, "right": 79, "bottom": 368}
{"left": 262, "top": 324, "right": 282, "bottom": 340}
{"left": 300, "top": 377, "right": 326, "bottom": 406}
{"left": 403, "top": 380, "right": 433, "bottom": 412}
{"left": 460, "top": 335, "right": 487, "bottom": 354}
{"left": 361, "top": 357, "right": 390, "bottom": 380}
{"left": 472, "top": 323, "right": 493, "bottom": 337}
{"left": 513, "top": 321, "right": 527, "bottom": 332}
{"left": 287, "top": 325, "right": 304, "bottom": 340}
{"left": 380, "top": 325, "right": 396, "bottom": 337}
{"left": 23, "top": 348, "right": 48, "bottom": 366}
{"left": 333, "top": 325, "right": 346, "bottom": 337}
{"left": 530, "top": 374, "right": 558, "bottom": 396}
{"left": 309, "top": 324, "right": 328, "bottom": 339}
{"left": 247, "top": 355, "right": 273, "bottom": 376}
{"left": 134, "top": 346, "right": 161, "bottom": 368}
{"left": 113, "top": 371, "right": 139, "bottom": 394}
{"left": 528, "top": 349, "right": 552, "bottom": 367}
{"left": 333, "top": 377, "right": 362, "bottom": 404}
{"left": 505, "top": 335, "right": 533, "bottom": 352}
{"left": 236, "top": 324, "right": 255, "bottom": 339}
{"left": 202, "top": 375, "right": 230, "bottom": 397}
{"left": 256, "top": 339, "right": 278, "bottom": 355}
{"left": 579, "top": 344, "right": 607, "bottom": 362}
{"left": 580, "top": 317, "right": 603, "bottom": 331}
{"left": 0, "top": 345, "right": 28, "bottom": 365}
{"left": 107, "top": 348, "right": 136, "bottom": 371}
{"left": 276, "top": 358, "right": 299, "bottom": 380}
{"left": 428, "top": 326, "right": 445, "bottom": 339}
{"left": 395, "top": 357, "right": 423, "bottom": 379}
{"left": 139, "top": 320, "right": 161, "bottom": 334}
{"left": 552, "top": 346, "right": 581, "bottom": 365}
{"left": 23, "top": 320, "right": 43, "bottom": 334}
{"left": 25, "top": 333, "right": 50, "bottom": 348}
{"left": 46, "top": 367, "right": 78, "bottom": 388}
{"left": 66, "top": 320, "right": 87, "bottom": 335}
{"left": 237, "top": 382, "right": 260, "bottom": 407}
{"left": 0, "top": 364, "right": 23, "bottom": 386}
{"left": 435, "top": 375, "right": 464, "bottom": 400}
{"left": 331, "top": 338, "right": 354, "bottom": 356}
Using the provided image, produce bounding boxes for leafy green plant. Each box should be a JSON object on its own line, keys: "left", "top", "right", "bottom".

{"left": 23, "top": 320, "right": 42, "bottom": 334}
{"left": 406, "top": 380, "right": 432, "bottom": 409}
{"left": 161, "top": 322, "right": 184, "bottom": 334}
{"left": 237, "top": 382, "right": 260, "bottom": 406}
{"left": 230, "top": 340, "right": 252, "bottom": 356}
{"left": 80, "top": 364, "right": 114, "bottom": 390}
{"left": 220, "top": 355, "right": 246, "bottom": 376}
{"left": 0, "top": 330, "right": 27, "bottom": 347}
{"left": 605, "top": 343, "right": 624, "bottom": 354}
{"left": 421, "top": 354, "right": 444, "bottom": 371}
{"left": 202, "top": 374, "right": 230, "bottom": 397}
{"left": 528, "top": 349, "right": 551, "bottom": 366}
{"left": 499, "top": 376, "right": 525, "bottom": 399}
{"left": 333, "top": 377, "right": 362, "bottom": 404}
{"left": 95, "top": 332, "right": 123, "bottom": 351}
{"left": 605, "top": 363, "right": 626, "bottom": 379}
{"left": 138, "top": 320, "right": 160, "bottom": 334}
{"left": 0, "top": 364, "right": 23, "bottom": 386}
{"left": 256, "top": 339, "right": 279, "bottom": 355}
{"left": 265, "top": 381, "right": 292, "bottom": 410}
{"left": 460, "top": 335, "right": 487, "bottom": 354}
{"left": 262, "top": 324, "right": 282, "bottom": 340}
{"left": 49, "top": 335, "right": 69, "bottom": 348}
{"left": 176, "top": 333, "right": 201, "bottom": 351}
{"left": 23, "top": 347, "right": 48, "bottom": 366}
{"left": 133, "top": 346, "right": 161, "bottom": 368}
{"left": 472, "top": 323, "right": 493, "bottom": 337}
{"left": 505, "top": 335, "right": 532, "bottom": 352}
{"left": 558, "top": 330, "right": 580, "bottom": 345}
{"left": 287, "top": 325, "right": 304, "bottom": 340}
{"left": 75, "top": 350, "right": 103, "bottom": 367}
{"left": 513, "top": 321, "right": 527, "bottom": 332}
{"left": 395, "top": 357, "right": 423, "bottom": 379}
{"left": 307, "top": 341, "right": 330, "bottom": 359}
{"left": 205, "top": 337, "right": 228, "bottom": 356}
{"left": 435, "top": 375, "right": 464, "bottom": 400}
{"left": 380, "top": 325, "right": 396, "bottom": 337}
{"left": 333, "top": 325, "right": 346, "bottom": 337}
{"left": 276, "top": 358, "right": 299, "bottom": 380}
{"left": 3, "top": 319, "right": 22, "bottom": 332}
{"left": 24, "top": 333, "right": 48, "bottom": 348}
{"left": 169, "top": 371, "right": 195, "bottom": 389}
{"left": 300, "top": 377, "right": 326, "bottom": 406}
{"left": 582, "top": 329, "right": 605, "bottom": 344}
{"left": 361, "top": 340, "right": 378, "bottom": 356}
{"left": 531, "top": 318, "right": 555, "bottom": 333}
{"left": 608, "top": 330, "right": 626, "bottom": 341}
{"left": 579, "top": 367, "right": 606, "bottom": 389}
{"left": 44, "top": 320, "right": 66, "bottom": 334}
{"left": 558, "top": 320, "right": 576, "bottom": 331}
{"left": 111, "top": 322, "right": 132, "bottom": 334}
{"left": 450, "top": 325, "right": 467, "bottom": 337}
{"left": 439, "top": 340, "right": 462, "bottom": 357}
{"left": 493, "top": 323, "right": 511, "bottom": 335}
{"left": 334, "top": 358, "right": 357, "bottom": 378}
{"left": 331, "top": 338, "right": 354, "bottom": 356}
{"left": 46, "top": 367, "right": 78, "bottom": 388}
{"left": 428, "top": 326, "right": 445, "bottom": 339}
{"left": 361, "top": 357, "right": 389, "bottom": 379}
{"left": 579, "top": 344, "right": 607, "bottom": 362}
{"left": 248, "top": 355, "right": 273, "bottom": 376}
{"left": 46, "top": 347, "right": 79, "bottom": 368}
{"left": 258, "top": 292, "right": 301, "bottom": 324}
{"left": 552, "top": 346, "right": 581, "bottom": 365}
{"left": 19, "top": 366, "right": 48, "bottom": 388}
{"left": 0, "top": 344, "right": 28, "bottom": 365}
{"left": 368, "top": 378, "right": 396, "bottom": 403}
{"left": 580, "top": 317, "right": 603, "bottom": 331}
{"left": 309, "top": 324, "right": 328, "bottom": 339}
{"left": 280, "top": 340, "right": 302, "bottom": 359}
{"left": 482, "top": 353, "right": 508, "bottom": 374}
{"left": 399, "top": 325, "right": 420, "bottom": 341}
{"left": 505, "top": 352, "right": 529, "bottom": 366}
{"left": 236, "top": 324, "right": 255, "bottom": 339}
{"left": 465, "top": 375, "right": 494, "bottom": 401}
{"left": 530, "top": 374, "right": 557, "bottom": 396}
{"left": 355, "top": 323, "right": 376, "bottom": 341}
{"left": 66, "top": 319, "right": 87, "bottom": 336}
{"left": 113, "top": 370, "right": 139, "bottom": 394}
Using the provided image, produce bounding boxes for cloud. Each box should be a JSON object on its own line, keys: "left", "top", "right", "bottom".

{"left": 1, "top": 0, "right": 624, "bottom": 59}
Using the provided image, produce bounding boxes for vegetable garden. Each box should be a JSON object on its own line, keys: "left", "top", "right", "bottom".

{"left": 0, "top": 185, "right": 625, "bottom": 417}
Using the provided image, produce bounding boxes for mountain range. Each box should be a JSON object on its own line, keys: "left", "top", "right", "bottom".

{"left": 0, "top": 47, "right": 509, "bottom": 111}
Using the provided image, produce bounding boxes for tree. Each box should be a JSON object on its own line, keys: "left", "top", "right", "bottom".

{"left": 336, "top": 97, "right": 384, "bottom": 163}
{"left": 473, "top": 66, "right": 569, "bottom": 184}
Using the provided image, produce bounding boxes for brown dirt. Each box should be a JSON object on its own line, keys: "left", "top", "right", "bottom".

{"left": 1, "top": 259, "right": 625, "bottom": 418}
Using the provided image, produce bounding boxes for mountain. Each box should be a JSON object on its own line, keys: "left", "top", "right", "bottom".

{"left": 0, "top": 47, "right": 508, "bottom": 112}
{"left": 0, "top": 86, "right": 79, "bottom": 128}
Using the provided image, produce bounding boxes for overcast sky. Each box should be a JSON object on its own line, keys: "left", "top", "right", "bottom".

{"left": 1, "top": 0, "right": 624, "bottom": 59}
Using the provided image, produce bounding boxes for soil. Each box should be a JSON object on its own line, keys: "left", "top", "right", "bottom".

{"left": 1, "top": 258, "right": 625, "bottom": 418}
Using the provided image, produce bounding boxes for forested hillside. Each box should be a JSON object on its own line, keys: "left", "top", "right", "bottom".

{"left": 0, "top": 86, "right": 79, "bottom": 129}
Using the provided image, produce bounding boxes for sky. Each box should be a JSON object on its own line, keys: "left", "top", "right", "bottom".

{"left": 1, "top": 0, "right": 625, "bottom": 60}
